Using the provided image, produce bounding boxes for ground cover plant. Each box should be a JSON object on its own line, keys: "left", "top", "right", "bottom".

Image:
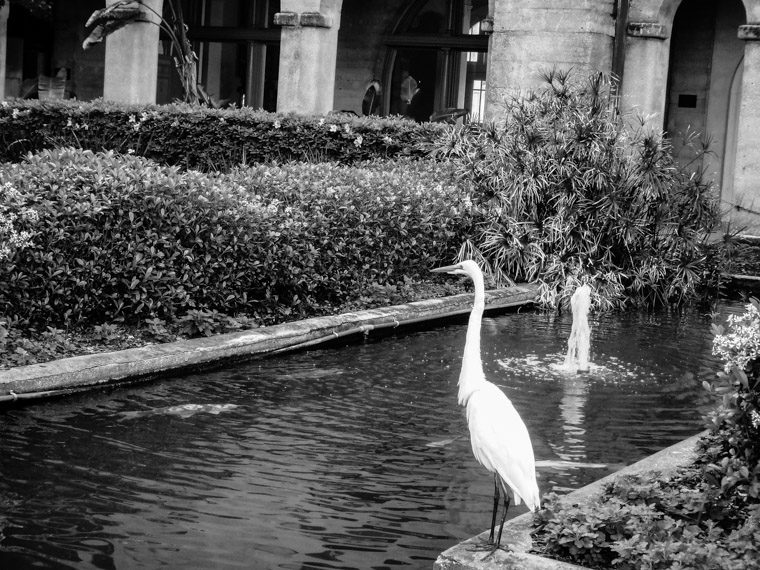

{"left": 431, "top": 69, "right": 723, "bottom": 311}
{"left": 531, "top": 300, "right": 760, "bottom": 569}
{"left": 0, "top": 147, "right": 476, "bottom": 368}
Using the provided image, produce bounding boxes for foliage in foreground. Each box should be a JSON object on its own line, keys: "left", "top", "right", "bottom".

{"left": 532, "top": 301, "right": 760, "bottom": 569}
{"left": 0, "top": 148, "right": 475, "bottom": 334}
{"left": 431, "top": 69, "right": 722, "bottom": 311}
{"left": 534, "top": 474, "right": 759, "bottom": 569}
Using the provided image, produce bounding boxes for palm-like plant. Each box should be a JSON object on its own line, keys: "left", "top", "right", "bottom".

{"left": 83, "top": 0, "right": 211, "bottom": 105}
{"left": 432, "top": 69, "right": 722, "bottom": 310}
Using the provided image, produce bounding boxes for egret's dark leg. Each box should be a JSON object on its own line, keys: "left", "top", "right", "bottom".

{"left": 495, "top": 494, "right": 511, "bottom": 546}
{"left": 488, "top": 473, "right": 500, "bottom": 544}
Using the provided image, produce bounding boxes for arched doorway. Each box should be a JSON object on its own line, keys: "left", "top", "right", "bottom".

{"left": 383, "top": 0, "right": 489, "bottom": 122}
{"left": 665, "top": 0, "right": 746, "bottom": 200}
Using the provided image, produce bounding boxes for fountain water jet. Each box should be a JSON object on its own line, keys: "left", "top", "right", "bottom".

{"left": 562, "top": 284, "right": 592, "bottom": 373}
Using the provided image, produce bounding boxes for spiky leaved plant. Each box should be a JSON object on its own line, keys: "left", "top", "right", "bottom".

{"left": 430, "top": 69, "right": 722, "bottom": 310}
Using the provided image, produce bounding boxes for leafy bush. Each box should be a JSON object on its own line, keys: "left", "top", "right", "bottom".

{"left": 0, "top": 147, "right": 474, "bottom": 330}
{"left": 430, "top": 69, "right": 721, "bottom": 310}
{"left": 0, "top": 99, "right": 443, "bottom": 168}
{"left": 703, "top": 300, "right": 760, "bottom": 501}
{"left": 534, "top": 476, "right": 760, "bottom": 569}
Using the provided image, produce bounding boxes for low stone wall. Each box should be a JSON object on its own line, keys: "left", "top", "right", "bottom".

{"left": 0, "top": 285, "right": 537, "bottom": 401}
{"left": 434, "top": 433, "right": 703, "bottom": 570}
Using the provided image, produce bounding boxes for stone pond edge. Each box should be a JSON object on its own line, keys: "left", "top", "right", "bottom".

{"left": 0, "top": 284, "right": 538, "bottom": 399}
{"left": 433, "top": 433, "right": 703, "bottom": 570}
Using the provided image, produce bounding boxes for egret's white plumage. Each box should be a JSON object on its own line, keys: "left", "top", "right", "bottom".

{"left": 433, "top": 260, "right": 540, "bottom": 547}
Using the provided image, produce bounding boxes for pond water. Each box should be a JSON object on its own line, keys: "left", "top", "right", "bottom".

{"left": 0, "top": 300, "right": 745, "bottom": 570}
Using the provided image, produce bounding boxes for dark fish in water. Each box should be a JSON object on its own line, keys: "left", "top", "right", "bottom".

{"left": 120, "top": 403, "right": 238, "bottom": 420}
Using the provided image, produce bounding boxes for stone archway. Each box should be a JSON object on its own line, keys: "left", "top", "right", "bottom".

{"left": 664, "top": 0, "right": 746, "bottom": 191}
{"left": 621, "top": 0, "right": 760, "bottom": 230}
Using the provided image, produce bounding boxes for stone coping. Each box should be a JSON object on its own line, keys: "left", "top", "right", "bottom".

{"left": 0, "top": 284, "right": 537, "bottom": 400}
{"left": 434, "top": 433, "right": 703, "bottom": 570}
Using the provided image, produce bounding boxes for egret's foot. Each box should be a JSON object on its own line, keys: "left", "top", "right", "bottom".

{"left": 467, "top": 538, "right": 511, "bottom": 554}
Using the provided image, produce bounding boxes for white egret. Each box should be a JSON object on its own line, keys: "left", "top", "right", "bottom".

{"left": 432, "top": 260, "right": 541, "bottom": 549}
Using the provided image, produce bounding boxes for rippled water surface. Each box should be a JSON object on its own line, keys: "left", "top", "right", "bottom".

{"left": 0, "top": 301, "right": 746, "bottom": 569}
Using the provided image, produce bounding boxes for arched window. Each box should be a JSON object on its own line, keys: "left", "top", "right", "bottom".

{"left": 384, "top": 0, "right": 489, "bottom": 122}
{"left": 159, "top": 0, "right": 280, "bottom": 109}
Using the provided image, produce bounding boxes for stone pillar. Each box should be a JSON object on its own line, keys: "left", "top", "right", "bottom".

{"left": 103, "top": 0, "right": 162, "bottom": 104}
{"left": 0, "top": 2, "right": 9, "bottom": 100}
{"left": 274, "top": 0, "right": 343, "bottom": 115}
{"left": 729, "top": 25, "right": 760, "bottom": 231}
{"left": 619, "top": 23, "right": 671, "bottom": 127}
{"left": 484, "top": 0, "right": 615, "bottom": 121}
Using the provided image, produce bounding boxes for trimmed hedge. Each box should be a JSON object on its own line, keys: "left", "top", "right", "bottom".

{"left": 0, "top": 148, "right": 476, "bottom": 328}
{"left": 0, "top": 99, "right": 445, "bottom": 168}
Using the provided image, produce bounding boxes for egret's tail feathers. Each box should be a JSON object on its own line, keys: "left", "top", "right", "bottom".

{"left": 510, "top": 481, "right": 541, "bottom": 512}
{"left": 520, "top": 486, "right": 542, "bottom": 512}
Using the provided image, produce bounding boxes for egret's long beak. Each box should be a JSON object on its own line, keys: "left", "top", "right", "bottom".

{"left": 431, "top": 263, "right": 463, "bottom": 274}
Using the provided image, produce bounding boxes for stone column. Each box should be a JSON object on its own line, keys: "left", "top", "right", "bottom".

{"left": 729, "top": 25, "right": 760, "bottom": 231}
{"left": 619, "top": 22, "right": 671, "bottom": 127}
{"left": 103, "top": 0, "right": 162, "bottom": 104}
{"left": 274, "top": 0, "right": 343, "bottom": 115}
{"left": 484, "top": 0, "right": 615, "bottom": 121}
{"left": 0, "top": 2, "right": 9, "bottom": 101}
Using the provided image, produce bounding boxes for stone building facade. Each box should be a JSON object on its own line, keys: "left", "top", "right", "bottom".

{"left": 2, "top": 0, "right": 760, "bottom": 230}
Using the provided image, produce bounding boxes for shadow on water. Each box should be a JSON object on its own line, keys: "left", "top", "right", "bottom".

{"left": 0, "top": 301, "right": 747, "bottom": 569}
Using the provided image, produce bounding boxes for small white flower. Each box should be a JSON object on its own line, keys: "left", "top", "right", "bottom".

{"left": 273, "top": 120, "right": 281, "bottom": 129}
{"left": 318, "top": 118, "right": 325, "bottom": 126}
{"left": 329, "top": 124, "right": 338, "bottom": 133}
{"left": 354, "top": 136, "right": 363, "bottom": 147}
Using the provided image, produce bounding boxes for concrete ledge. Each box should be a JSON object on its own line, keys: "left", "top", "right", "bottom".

{"left": 727, "top": 274, "right": 760, "bottom": 291}
{"left": 0, "top": 284, "right": 537, "bottom": 399}
{"left": 434, "top": 433, "right": 703, "bottom": 570}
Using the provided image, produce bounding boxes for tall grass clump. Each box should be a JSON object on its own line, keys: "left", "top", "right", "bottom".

{"left": 431, "top": 69, "right": 721, "bottom": 310}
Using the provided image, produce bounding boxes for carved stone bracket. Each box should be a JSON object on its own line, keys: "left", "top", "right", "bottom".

{"left": 274, "top": 11, "right": 332, "bottom": 28}
{"left": 627, "top": 22, "right": 668, "bottom": 39}
{"left": 738, "top": 24, "right": 760, "bottom": 41}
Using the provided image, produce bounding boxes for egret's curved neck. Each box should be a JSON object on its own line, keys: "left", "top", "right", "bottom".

{"left": 458, "top": 270, "right": 486, "bottom": 405}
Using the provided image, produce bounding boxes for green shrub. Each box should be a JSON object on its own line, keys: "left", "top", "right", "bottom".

{"left": 430, "top": 69, "right": 721, "bottom": 310}
{"left": 0, "top": 147, "right": 474, "bottom": 329}
{"left": 534, "top": 476, "right": 760, "bottom": 569}
{"left": 703, "top": 300, "right": 760, "bottom": 500}
{"left": 0, "top": 99, "right": 444, "bottom": 168}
